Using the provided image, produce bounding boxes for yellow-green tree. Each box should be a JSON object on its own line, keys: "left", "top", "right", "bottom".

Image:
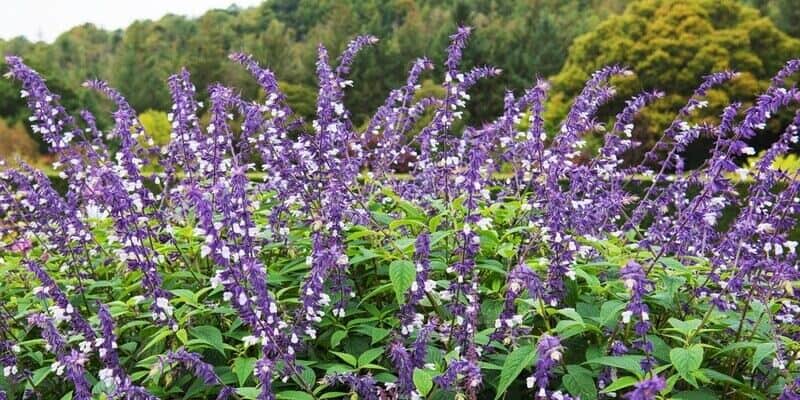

{"left": 139, "top": 110, "right": 172, "bottom": 147}
{"left": 550, "top": 0, "right": 800, "bottom": 166}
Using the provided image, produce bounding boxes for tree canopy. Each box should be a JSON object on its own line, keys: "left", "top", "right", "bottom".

{"left": 551, "top": 0, "right": 800, "bottom": 165}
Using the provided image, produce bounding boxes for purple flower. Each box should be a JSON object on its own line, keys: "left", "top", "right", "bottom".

{"left": 25, "top": 260, "right": 95, "bottom": 341}
{"left": 527, "top": 334, "right": 563, "bottom": 397}
{"left": 399, "top": 232, "right": 432, "bottom": 334}
{"left": 325, "top": 373, "right": 380, "bottom": 400}
{"left": 158, "top": 348, "right": 232, "bottom": 399}
{"left": 625, "top": 376, "right": 665, "bottom": 400}
{"left": 387, "top": 340, "right": 414, "bottom": 395}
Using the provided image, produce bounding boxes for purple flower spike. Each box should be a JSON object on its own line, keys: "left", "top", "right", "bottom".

{"left": 625, "top": 375, "right": 665, "bottom": 400}
{"left": 527, "top": 334, "right": 563, "bottom": 398}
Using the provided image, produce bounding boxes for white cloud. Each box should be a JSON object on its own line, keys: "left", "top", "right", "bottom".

{"left": 0, "top": 0, "right": 265, "bottom": 43}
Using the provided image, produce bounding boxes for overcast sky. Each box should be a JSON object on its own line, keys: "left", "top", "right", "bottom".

{"left": 0, "top": 0, "right": 265, "bottom": 43}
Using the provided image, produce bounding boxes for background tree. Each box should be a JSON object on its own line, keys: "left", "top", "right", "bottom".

{"left": 550, "top": 0, "right": 800, "bottom": 166}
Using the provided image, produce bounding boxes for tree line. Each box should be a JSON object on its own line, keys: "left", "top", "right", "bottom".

{"left": 0, "top": 0, "right": 798, "bottom": 166}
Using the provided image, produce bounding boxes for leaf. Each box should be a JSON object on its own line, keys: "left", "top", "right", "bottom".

{"left": 557, "top": 308, "right": 584, "bottom": 323}
{"left": 139, "top": 327, "right": 171, "bottom": 354}
{"left": 319, "top": 392, "right": 349, "bottom": 399}
{"left": 413, "top": 368, "right": 434, "bottom": 396}
{"left": 276, "top": 391, "right": 315, "bottom": 400}
{"left": 671, "top": 345, "right": 704, "bottom": 385}
{"left": 584, "top": 356, "right": 645, "bottom": 376}
{"left": 563, "top": 369, "right": 597, "bottom": 400}
{"left": 31, "top": 366, "right": 50, "bottom": 386}
{"left": 496, "top": 242, "right": 516, "bottom": 259}
{"left": 176, "top": 328, "right": 188, "bottom": 345}
{"left": 233, "top": 357, "right": 257, "bottom": 386}
{"left": 494, "top": 345, "right": 537, "bottom": 399}
{"left": 672, "top": 390, "right": 719, "bottom": 400}
{"left": 236, "top": 387, "right": 260, "bottom": 399}
{"left": 389, "top": 218, "right": 427, "bottom": 230}
{"left": 555, "top": 320, "right": 588, "bottom": 339}
{"left": 331, "top": 351, "right": 357, "bottom": 367}
{"left": 389, "top": 260, "right": 415, "bottom": 304}
{"left": 189, "top": 325, "right": 226, "bottom": 355}
{"left": 358, "top": 348, "right": 384, "bottom": 367}
{"left": 331, "top": 330, "right": 347, "bottom": 348}
{"left": 668, "top": 318, "right": 702, "bottom": 338}
{"left": 598, "top": 300, "right": 626, "bottom": 328}
{"left": 701, "top": 369, "right": 741, "bottom": 386}
{"left": 600, "top": 376, "right": 639, "bottom": 393}
{"left": 751, "top": 342, "right": 776, "bottom": 372}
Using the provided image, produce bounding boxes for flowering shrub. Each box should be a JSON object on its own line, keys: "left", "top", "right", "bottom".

{"left": 1, "top": 27, "right": 800, "bottom": 400}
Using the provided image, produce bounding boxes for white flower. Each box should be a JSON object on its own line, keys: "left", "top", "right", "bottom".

{"left": 741, "top": 146, "right": 756, "bottom": 155}
{"left": 756, "top": 223, "right": 774, "bottom": 234}
{"left": 99, "top": 368, "right": 115, "bottom": 385}
{"left": 621, "top": 310, "right": 633, "bottom": 324}
{"left": 210, "top": 274, "right": 223, "bottom": 289}
{"left": 476, "top": 217, "right": 493, "bottom": 230}
{"left": 51, "top": 361, "right": 65, "bottom": 376}
{"left": 526, "top": 375, "right": 536, "bottom": 388}
{"left": 3, "top": 365, "right": 17, "bottom": 377}
{"left": 735, "top": 168, "right": 749, "bottom": 180}
{"left": 242, "top": 335, "right": 260, "bottom": 347}
{"left": 565, "top": 269, "right": 577, "bottom": 280}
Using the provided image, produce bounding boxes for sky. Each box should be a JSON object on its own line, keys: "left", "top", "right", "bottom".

{"left": 0, "top": 0, "right": 265, "bottom": 43}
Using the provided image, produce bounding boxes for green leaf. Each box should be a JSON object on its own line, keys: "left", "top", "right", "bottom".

{"left": 236, "top": 387, "right": 260, "bottom": 400}
{"left": 276, "top": 391, "right": 315, "bottom": 400}
{"left": 389, "top": 218, "right": 427, "bottom": 230}
{"left": 584, "top": 356, "right": 645, "bottom": 376}
{"left": 389, "top": 260, "right": 415, "bottom": 304}
{"left": 671, "top": 344, "right": 704, "bottom": 385}
{"left": 139, "top": 327, "right": 171, "bottom": 354}
{"left": 413, "top": 368, "right": 434, "bottom": 396}
{"left": 672, "top": 390, "right": 719, "bottom": 400}
{"left": 496, "top": 242, "right": 516, "bottom": 259}
{"left": 189, "top": 325, "right": 226, "bottom": 355}
{"left": 358, "top": 348, "right": 384, "bottom": 367}
{"left": 600, "top": 376, "right": 639, "bottom": 393}
{"left": 494, "top": 345, "right": 537, "bottom": 399}
{"left": 319, "top": 392, "right": 349, "bottom": 399}
{"left": 31, "top": 366, "right": 50, "bottom": 386}
{"left": 563, "top": 368, "right": 597, "bottom": 400}
{"left": 554, "top": 319, "right": 588, "bottom": 339}
{"left": 557, "top": 308, "right": 584, "bottom": 323}
{"left": 176, "top": 328, "right": 188, "bottom": 345}
{"left": 598, "top": 300, "right": 626, "bottom": 328}
{"left": 331, "top": 351, "right": 357, "bottom": 367}
{"left": 331, "top": 330, "right": 347, "bottom": 348}
{"left": 668, "top": 318, "right": 703, "bottom": 338}
{"left": 751, "top": 342, "right": 776, "bottom": 372}
{"left": 233, "top": 357, "right": 257, "bottom": 386}
{"left": 700, "top": 369, "right": 741, "bottom": 386}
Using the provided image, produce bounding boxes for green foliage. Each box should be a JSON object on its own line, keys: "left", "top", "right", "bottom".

{"left": 747, "top": 151, "right": 800, "bottom": 173}
{"left": 2, "top": 188, "right": 795, "bottom": 399}
{"left": 138, "top": 110, "right": 171, "bottom": 147}
{"left": 0, "top": 117, "right": 39, "bottom": 164}
{"left": 0, "top": 0, "right": 625, "bottom": 133}
{"left": 551, "top": 0, "right": 800, "bottom": 166}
